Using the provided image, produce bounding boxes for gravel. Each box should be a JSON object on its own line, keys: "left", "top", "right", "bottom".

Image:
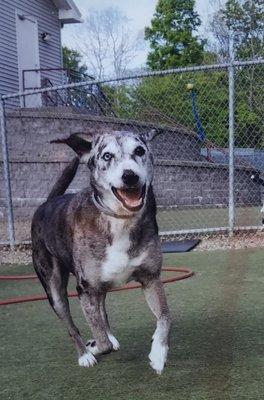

{"left": 0, "top": 245, "right": 32, "bottom": 266}
{"left": 1, "top": 231, "right": 263, "bottom": 266}
{"left": 196, "top": 230, "right": 264, "bottom": 251}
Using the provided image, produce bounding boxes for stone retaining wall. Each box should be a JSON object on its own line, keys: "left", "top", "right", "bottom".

{"left": 0, "top": 108, "right": 261, "bottom": 220}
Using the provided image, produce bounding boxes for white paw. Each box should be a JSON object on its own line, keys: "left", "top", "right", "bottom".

{"left": 148, "top": 341, "right": 168, "bottom": 375}
{"left": 108, "top": 333, "right": 120, "bottom": 351}
{"left": 78, "top": 352, "right": 97, "bottom": 367}
{"left": 86, "top": 340, "right": 100, "bottom": 355}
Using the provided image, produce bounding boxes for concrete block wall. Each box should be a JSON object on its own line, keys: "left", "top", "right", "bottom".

{"left": 154, "top": 160, "right": 260, "bottom": 207}
{"left": 0, "top": 108, "right": 261, "bottom": 221}
{"left": 3, "top": 108, "right": 203, "bottom": 162}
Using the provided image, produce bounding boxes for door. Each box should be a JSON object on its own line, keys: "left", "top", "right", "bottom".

{"left": 16, "top": 13, "right": 42, "bottom": 107}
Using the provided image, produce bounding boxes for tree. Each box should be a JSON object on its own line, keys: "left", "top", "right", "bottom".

{"left": 209, "top": 0, "right": 264, "bottom": 149}
{"left": 62, "top": 46, "right": 89, "bottom": 82}
{"left": 210, "top": 0, "right": 264, "bottom": 61}
{"left": 76, "top": 7, "right": 142, "bottom": 79}
{"left": 144, "top": 0, "right": 205, "bottom": 70}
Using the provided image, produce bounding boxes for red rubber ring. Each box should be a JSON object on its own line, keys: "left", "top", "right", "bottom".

{"left": 0, "top": 267, "right": 194, "bottom": 306}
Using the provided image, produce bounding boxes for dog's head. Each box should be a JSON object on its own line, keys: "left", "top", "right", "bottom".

{"left": 52, "top": 129, "right": 158, "bottom": 216}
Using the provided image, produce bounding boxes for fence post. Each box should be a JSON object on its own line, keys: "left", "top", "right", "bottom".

{"left": 228, "top": 30, "right": 235, "bottom": 236}
{"left": 0, "top": 98, "right": 15, "bottom": 246}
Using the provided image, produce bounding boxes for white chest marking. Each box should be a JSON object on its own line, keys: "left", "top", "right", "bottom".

{"left": 101, "top": 219, "right": 146, "bottom": 286}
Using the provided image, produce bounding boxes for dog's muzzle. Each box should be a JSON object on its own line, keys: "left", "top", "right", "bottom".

{"left": 111, "top": 169, "right": 146, "bottom": 212}
{"left": 112, "top": 183, "right": 146, "bottom": 212}
{"left": 122, "top": 170, "right": 139, "bottom": 187}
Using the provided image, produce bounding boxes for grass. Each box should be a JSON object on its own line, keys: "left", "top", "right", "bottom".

{"left": 1, "top": 206, "right": 262, "bottom": 243}
{"left": 1, "top": 247, "right": 264, "bottom": 400}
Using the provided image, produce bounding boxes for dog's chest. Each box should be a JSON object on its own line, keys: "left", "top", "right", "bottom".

{"left": 101, "top": 220, "right": 146, "bottom": 286}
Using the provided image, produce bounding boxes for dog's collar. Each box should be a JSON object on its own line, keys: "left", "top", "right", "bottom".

{"left": 91, "top": 191, "right": 132, "bottom": 219}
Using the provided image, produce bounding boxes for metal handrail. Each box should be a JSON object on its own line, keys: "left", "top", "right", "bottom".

{"left": 21, "top": 68, "right": 116, "bottom": 115}
{"left": 22, "top": 67, "right": 94, "bottom": 91}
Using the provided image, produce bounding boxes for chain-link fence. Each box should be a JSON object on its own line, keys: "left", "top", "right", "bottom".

{"left": 1, "top": 59, "right": 264, "bottom": 246}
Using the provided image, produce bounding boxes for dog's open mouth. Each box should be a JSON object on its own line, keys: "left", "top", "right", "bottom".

{"left": 112, "top": 185, "right": 146, "bottom": 211}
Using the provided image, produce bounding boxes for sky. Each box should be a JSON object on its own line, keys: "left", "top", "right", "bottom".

{"left": 62, "top": 0, "right": 214, "bottom": 72}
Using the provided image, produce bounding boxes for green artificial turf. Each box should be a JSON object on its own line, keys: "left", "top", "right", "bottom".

{"left": 1, "top": 247, "right": 264, "bottom": 400}
{"left": 157, "top": 206, "right": 262, "bottom": 231}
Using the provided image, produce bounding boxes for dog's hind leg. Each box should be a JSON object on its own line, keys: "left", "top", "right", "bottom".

{"left": 77, "top": 288, "right": 113, "bottom": 356}
{"left": 33, "top": 251, "right": 96, "bottom": 367}
{"left": 86, "top": 293, "right": 120, "bottom": 352}
{"left": 141, "top": 277, "right": 171, "bottom": 375}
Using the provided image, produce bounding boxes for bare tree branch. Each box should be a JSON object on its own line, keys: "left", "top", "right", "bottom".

{"left": 75, "top": 7, "right": 143, "bottom": 79}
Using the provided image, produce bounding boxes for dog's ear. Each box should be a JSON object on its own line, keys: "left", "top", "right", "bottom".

{"left": 51, "top": 132, "right": 93, "bottom": 157}
{"left": 144, "top": 129, "right": 160, "bottom": 141}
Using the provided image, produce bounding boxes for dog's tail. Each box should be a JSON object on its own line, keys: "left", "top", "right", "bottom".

{"left": 47, "top": 157, "right": 80, "bottom": 201}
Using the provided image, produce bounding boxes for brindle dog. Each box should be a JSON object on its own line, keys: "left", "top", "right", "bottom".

{"left": 31, "top": 129, "right": 171, "bottom": 374}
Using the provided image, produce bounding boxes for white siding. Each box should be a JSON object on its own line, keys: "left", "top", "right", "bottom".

{"left": 0, "top": 0, "right": 63, "bottom": 100}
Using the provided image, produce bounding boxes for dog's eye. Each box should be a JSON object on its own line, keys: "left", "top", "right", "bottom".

{"left": 102, "top": 152, "right": 113, "bottom": 161}
{"left": 134, "top": 146, "right": 145, "bottom": 157}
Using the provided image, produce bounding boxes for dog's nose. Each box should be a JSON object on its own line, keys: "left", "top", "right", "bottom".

{"left": 122, "top": 170, "right": 139, "bottom": 186}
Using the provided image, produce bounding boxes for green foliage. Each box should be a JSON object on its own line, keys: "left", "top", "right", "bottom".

{"left": 144, "top": 0, "right": 205, "bottom": 70}
{"left": 102, "top": 72, "right": 229, "bottom": 147}
{"left": 234, "top": 65, "right": 263, "bottom": 148}
{"left": 62, "top": 46, "right": 89, "bottom": 82}
{"left": 102, "top": 66, "right": 263, "bottom": 149}
{"left": 220, "top": 0, "right": 264, "bottom": 60}
{"left": 207, "top": 1, "right": 264, "bottom": 148}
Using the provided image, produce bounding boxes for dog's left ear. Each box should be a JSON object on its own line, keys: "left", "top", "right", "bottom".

{"left": 144, "top": 129, "right": 159, "bottom": 141}
{"left": 51, "top": 132, "right": 93, "bottom": 157}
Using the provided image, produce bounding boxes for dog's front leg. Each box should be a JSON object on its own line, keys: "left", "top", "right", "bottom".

{"left": 78, "top": 288, "right": 113, "bottom": 356}
{"left": 142, "top": 277, "right": 171, "bottom": 375}
{"left": 99, "top": 293, "right": 120, "bottom": 351}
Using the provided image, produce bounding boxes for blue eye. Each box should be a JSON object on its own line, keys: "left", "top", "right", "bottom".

{"left": 102, "top": 152, "right": 113, "bottom": 161}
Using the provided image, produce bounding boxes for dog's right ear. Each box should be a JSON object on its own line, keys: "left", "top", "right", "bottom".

{"left": 51, "top": 132, "right": 93, "bottom": 158}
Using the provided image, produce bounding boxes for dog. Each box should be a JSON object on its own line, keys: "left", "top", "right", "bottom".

{"left": 31, "top": 128, "right": 171, "bottom": 374}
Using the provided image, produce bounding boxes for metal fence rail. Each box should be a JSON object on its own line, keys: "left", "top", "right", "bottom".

{"left": 1, "top": 58, "right": 264, "bottom": 246}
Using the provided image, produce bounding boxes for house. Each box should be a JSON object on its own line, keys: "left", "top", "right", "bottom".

{"left": 0, "top": 0, "right": 82, "bottom": 106}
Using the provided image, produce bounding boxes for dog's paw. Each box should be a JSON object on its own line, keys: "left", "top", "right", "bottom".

{"left": 86, "top": 334, "right": 120, "bottom": 354}
{"left": 108, "top": 333, "right": 120, "bottom": 351}
{"left": 86, "top": 340, "right": 100, "bottom": 356}
{"left": 78, "top": 352, "right": 97, "bottom": 368}
{"left": 148, "top": 342, "right": 168, "bottom": 375}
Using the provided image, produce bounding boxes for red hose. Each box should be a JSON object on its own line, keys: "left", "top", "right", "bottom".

{"left": 0, "top": 267, "right": 194, "bottom": 306}
{"left": 0, "top": 274, "right": 38, "bottom": 280}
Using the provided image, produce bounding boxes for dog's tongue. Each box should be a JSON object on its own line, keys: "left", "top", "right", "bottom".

{"left": 117, "top": 188, "right": 142, "bottom": 207}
